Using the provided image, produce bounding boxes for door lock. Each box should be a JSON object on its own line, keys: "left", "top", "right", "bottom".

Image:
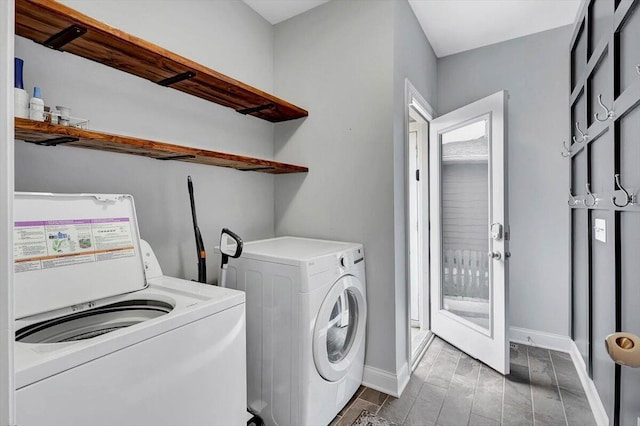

{"left": 488, "top": 251, "right": 502, "bottom": 260}
{"left": 491, "top": 223, "right": 503, "bottom": 240}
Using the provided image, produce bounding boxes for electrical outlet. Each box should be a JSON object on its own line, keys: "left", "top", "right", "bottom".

{"left": 510, "top": 343, "right": 518, "bottom": 350}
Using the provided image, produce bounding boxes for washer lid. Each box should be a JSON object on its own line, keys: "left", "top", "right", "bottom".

{"left": 237, "top": 236, "right": 361, "bottom": 266}
{"left": 14, "top": 193, "right": 146, "bottom": 319}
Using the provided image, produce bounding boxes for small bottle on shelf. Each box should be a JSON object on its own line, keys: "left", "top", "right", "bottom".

{"left": 29, "top": 87, "right": 45, "bottom": 122}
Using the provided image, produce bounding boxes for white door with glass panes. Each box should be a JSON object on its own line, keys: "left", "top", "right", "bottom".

{"left": 429, "top": 91, "right": 509, "bottom": 374}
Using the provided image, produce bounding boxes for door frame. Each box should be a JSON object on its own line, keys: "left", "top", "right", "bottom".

{"left": 1, "top": 0, "right": 16, "bottom": 423}
{"left": 404, "top": 79, "right": 436, "bottom": 369}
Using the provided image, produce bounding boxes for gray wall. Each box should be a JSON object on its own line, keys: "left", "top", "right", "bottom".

{"left": 273, "top": 0, "right": 395, "bottom": 376}
{"left": 273, "top": 0, "right": 438, "bottom": 382}
{"left": 14, "top": 0, "right": 282, "bottom": 283}
{"left": 438, "top": 26, "right": 573, "bottom": 336}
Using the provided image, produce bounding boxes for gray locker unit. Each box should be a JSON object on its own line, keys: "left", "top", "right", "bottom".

{"left": 568, "top": 0, "right": 640, "bottom": 424}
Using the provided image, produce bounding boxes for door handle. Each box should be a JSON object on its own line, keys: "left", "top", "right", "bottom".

{"left": 488, "top": 251, "right": 502, "bottom": 260}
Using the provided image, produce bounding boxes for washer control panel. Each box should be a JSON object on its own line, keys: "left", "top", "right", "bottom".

{"left": 353, "top": 247, "right": 364, "bottom": 264}
{"left": 338, "top": 247, "right": 364, "bottom": 269}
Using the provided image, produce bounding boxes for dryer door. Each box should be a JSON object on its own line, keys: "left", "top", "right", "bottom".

{"left": 313, "top": 274, "right": 367, "bottom": 382}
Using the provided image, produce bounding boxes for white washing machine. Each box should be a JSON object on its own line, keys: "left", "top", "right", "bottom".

{"left": 222, "top": 236, "right": 367, "bottom": 426}
{"left": 14, "top": 192, "right": 247, "bottom": 426}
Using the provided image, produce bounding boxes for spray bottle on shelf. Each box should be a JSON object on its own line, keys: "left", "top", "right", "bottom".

{"left": 29, "top": 87, "right": 45, "bottom": 121}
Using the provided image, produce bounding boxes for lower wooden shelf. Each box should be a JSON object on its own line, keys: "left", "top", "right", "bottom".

{"left": 14, "top": 118, "right": 308, "bottom": 174}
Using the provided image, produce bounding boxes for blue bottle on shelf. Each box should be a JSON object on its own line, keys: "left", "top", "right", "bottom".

{"left": 14, "top": 57, "right": 29, "bottom": 118}
{"left": 15, "top": 57, "right": 24, "bottom": 89}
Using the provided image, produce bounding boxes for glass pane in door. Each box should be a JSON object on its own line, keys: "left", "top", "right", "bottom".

{"left": 440, "top": 118, "right": 491, "bottom": 331}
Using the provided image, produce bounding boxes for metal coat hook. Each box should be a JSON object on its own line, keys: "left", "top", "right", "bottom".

{"left": 612, "top": 174, "right": 635, "bottom": 208}
{"left": 584, "top": 183, "right": 598, "bottom": 207}
{"left": 594, "top": 94, "right": 614, "bottom": 122}
{"left": 572, "top": 122, "right": 588, "bottom": 144}
{"left": 568, "top": 190, "right": 580, "bottom": 206}
{"left": 561, "top": 141, "right": 572, "bottom": 157}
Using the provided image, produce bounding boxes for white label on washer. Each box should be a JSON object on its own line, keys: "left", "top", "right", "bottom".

{"left": 14, "top": 217, "right": 135, "bottom": 272}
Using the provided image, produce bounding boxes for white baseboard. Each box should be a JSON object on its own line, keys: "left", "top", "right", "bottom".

{"left": 567, "top": 340, "right": 609, "bottom": 426}
{"left": 509, "top": 326, "right": 574, "bottom": 352}
{"left": 509, "top": 326, "right": 608, "bottom": 426}
{"left": 362, "top": 362, "right": 410, "bottom": 398}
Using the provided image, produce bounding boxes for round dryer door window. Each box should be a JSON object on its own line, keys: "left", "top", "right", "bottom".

{"left": 313, "top": 275, "right": 366, "bottom": 382}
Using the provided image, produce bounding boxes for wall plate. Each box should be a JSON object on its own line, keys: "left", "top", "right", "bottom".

{"left": 594, "top": 218, "right": 606, "bottom": 243}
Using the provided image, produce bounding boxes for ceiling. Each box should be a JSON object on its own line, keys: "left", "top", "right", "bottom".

{"left": 242, "top": 0, "right": 330, "bottom": 25}
{"left": 243, "top": 0, "right": 582, "bottom": 58}
{"left": 408, "top": 0, "right": 582, "bottom": 57}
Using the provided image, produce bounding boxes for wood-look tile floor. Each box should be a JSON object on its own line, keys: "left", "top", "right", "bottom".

{"left": 332, "top": 337, "right": 597, "bottom": 426}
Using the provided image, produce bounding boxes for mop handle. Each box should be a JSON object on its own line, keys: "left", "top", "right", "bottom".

{"left": 188, "top": 176, "right": 206, "bottom": 284}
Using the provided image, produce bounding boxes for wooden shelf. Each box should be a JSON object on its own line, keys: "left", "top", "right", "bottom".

{"left": 15, "top": 118, "right": 308, "bottom": 174}
{"left": 15, "top": 0, "right": 308, "bottom": 123}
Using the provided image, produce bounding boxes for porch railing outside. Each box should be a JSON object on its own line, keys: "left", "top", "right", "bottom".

{"left": 442, "top": 248, "right": 489, "bottom": 300}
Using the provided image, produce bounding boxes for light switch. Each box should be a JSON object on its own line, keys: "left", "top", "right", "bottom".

{"left": 595, "top": 218, "right": 606, "bottom": 243}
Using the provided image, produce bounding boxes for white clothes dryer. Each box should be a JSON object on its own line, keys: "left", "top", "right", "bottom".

{"left": 222, "top": 236, "right": 367, "bottom": 426}
{"left": 14, "top": 193, "right": 247, "bottom": 426}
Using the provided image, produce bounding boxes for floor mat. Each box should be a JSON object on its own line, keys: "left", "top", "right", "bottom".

{"left": 351, "top": 410, "right": 397, "bottom": 426}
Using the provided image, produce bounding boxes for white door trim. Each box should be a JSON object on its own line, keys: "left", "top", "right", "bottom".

{"left": 1, "top": 0, "right": 16, "bottom": 424}
{"left": 404, "top": 79, "right": 435, "bottom": 372}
